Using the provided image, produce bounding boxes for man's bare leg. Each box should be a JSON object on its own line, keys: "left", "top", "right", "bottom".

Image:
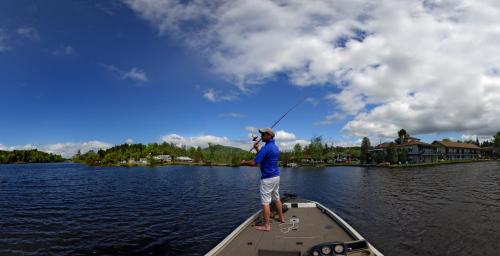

{"left": 255, "top": 204, "right": 271, "bottom": 231}
{"left": 274, "top": 200, "right": 285, "bottom": 223}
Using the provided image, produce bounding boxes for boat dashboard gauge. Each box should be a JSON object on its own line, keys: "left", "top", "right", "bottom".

{"left": 308, "top": 240, "right": 369, "bottom": 256}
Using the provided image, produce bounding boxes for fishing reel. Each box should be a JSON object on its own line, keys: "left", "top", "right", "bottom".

{"left": 251, "top": 132, "right": 259, "bottom": 142}
{"left": 249, "top": 132, "right": 261, "bottom": 152}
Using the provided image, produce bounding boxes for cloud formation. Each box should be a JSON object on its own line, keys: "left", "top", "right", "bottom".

{"left": 0, "top": 140, "right": 113, "bottom": 158}
{"left": 125, "top": 0, "right": 500, "bottom": 138}
{"left": 203, "top": 88, "right": 237, "bottom": 102}
{"left": 0, "top": 29, "right": 10, "bottom": 52}
{"left": 123, "top": 67, "right": 149, "bottom": 82}
{"left": 52, "top": 45, "right": 75, "bottom": 56}
{"left": 218, "top": 112, "right": 245, "bottom": 118}
{"left": 102, "top": 64, "right": 149, "bottom": 83}
{"left": 161, "top": 129, "right": 308, "bottom": 151}
{"left": 17, "top": 26, "right": 40, "bottom": 41}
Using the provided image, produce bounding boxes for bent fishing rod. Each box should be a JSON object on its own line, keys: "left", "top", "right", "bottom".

{"left": 249, "top": 97, "right": 306, "bottom": 152}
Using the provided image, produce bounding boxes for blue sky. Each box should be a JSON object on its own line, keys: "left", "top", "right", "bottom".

{"left": 1, "top": 1, "right": 499, "bottom": 156}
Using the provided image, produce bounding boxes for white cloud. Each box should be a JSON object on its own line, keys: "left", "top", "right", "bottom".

{"left": 203, "top": 88, "right": 237, "bottom": 102}
{"left": 125, "top": 0, "right": 500, "bottom": 138}
{"left": 125, "top": 138, "right": 134, "bottom": 144}
{"left": 102, "top": 64, "right": 149, "bottom": 83}
{"left": 41, "top": 141, "right": 113, "bottom": 158}
{"left": 17, "top": 26, "right": 40, "bottom": 41}
{"left": 161, "top": 129, "right": 308, "bottom": 151}
{"left": 123, "top": 67, "right": 149, "bottom": 82}
{"left": 460, "top": 134, "right": 493, "bottom": 143}
{"left": 203, "top": 88, "right": 217, "bottom": 102}
{"left": 274, "top": 130, "right": 296, "bottom": 141}
{"left": 0, "top": 140, "right": 113, "bottom": 158}
{"left": 314, "top": 112, "right": 345, "bottom": 126}
{"left": 161, "top": 133, "right": 236, "bottom": 148}
{"left": 96, "top": 2, "right": 122, "bottom": 16}
{"left": 276, "top": 139, "right": 309, "bottom": 151}
{"left": 304, "top": 97, "right": 319, "bottom": 106}
{"left": 244, "top": 126, "right": 257, "bottom": 132}
{"left": 0, "top": 29, "right": 10, "bottom": 52}
{"left": 52, "top": 45, "right": 75, "bottom": 56}
{"left": 218, "top": 112, "right": 245, "bottom": 118}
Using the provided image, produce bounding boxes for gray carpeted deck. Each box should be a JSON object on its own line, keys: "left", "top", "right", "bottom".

{"left": 217, "top": 207, "right": 354, "bottom": 256}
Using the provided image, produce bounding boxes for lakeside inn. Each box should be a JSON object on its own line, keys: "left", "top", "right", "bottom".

{"left": 368, "top": 135, "right": 488, "bottom": 164}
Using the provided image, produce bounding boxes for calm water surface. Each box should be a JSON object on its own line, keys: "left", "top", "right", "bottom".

{"left": 1, "top": 162, "right": 499, "bottom": 256}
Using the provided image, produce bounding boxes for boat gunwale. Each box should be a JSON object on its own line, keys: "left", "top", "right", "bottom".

{"left": 314, "top": 201, "right": 384, "bottom": 256}
{"left": 205, "top": 210, "right": 262, "bottom": 256}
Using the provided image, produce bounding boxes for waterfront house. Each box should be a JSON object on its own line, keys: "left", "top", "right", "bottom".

{"left": 370, "top": 136, "right": 438, "bottom": 164}
{"left": 153, "top": 154, "right": 172, "bottom": 162}
{"left": 301, "top": 155, "right": 313, "bottom": 163}
{"left": 176, "top": 156, "right": 193, "bottom": 162}
{"left": 398, "top": 140, "right": 437, "bottom": 163}
{"left": 432, "top": 141, "right": 481, "bottom": 160}
{"left": 127, "top": 158, "right": 148, "bottom": 165}
{"left": 332, "top": 152, "right": 354, "bottom": 163}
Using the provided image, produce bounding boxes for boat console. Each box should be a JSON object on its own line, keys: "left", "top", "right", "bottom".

{"left": 307, "top": 240, "right": 371, "bottom": 256}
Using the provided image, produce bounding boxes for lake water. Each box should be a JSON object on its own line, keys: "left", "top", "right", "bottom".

{"left": 1, "top": 162, "right": 499, "bottom": 256}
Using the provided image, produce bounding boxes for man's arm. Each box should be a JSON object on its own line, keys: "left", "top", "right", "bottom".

{"left": 240, "top": 159, "right": 257, "bottom": 166}
{"left": 240, "top": 142, "right": 262, "bottom": 166}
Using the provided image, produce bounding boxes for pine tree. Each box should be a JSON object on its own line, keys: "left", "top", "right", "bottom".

{"left": 360, "top": 137, "right": 371, "bottom": 164}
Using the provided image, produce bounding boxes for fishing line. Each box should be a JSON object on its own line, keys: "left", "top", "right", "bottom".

{"left": 279, "top": 216, "right": 300, "bottom": 234}
{"left": 249, "top": 96, "right": 308, "bottom": 152}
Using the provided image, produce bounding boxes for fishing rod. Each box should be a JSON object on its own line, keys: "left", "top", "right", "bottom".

{"left": 249, "top": 97, "right": 306, "bottom": 152}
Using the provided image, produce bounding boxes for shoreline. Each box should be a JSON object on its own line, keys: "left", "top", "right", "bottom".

{"left": 81, "top": 159, "right": 498, "bottom": 168}
{"left": 2, "top": 159, "right": 497, "bottom": 168}
{"left": 377, "top": 159, "right": 496, "bottom": 168}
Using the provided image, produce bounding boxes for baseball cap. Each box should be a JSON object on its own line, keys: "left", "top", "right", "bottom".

{"left": 258, "top": 128, "right": 275, "bottom": 137}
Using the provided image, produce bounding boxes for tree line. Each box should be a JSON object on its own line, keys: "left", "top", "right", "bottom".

{"left": 72, "top": 136, "right": 361, "bottom": 166}
{"left": 0, "top": 149, "right": 64, "bottom": 164}
{"left": 280, "top": 136, "right": 360, "bottom": 164}
{"left": 72, "top": 142, "right": 254, "bottom": 166}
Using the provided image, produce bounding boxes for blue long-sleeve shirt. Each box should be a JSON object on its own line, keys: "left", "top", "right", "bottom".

{"left": 254, "top": 139, "right": 280, "bottom": 179}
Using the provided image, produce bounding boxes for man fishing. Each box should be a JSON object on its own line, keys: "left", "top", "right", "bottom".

{"left": 241, "top": 128, "right": 285, "bottom": 231}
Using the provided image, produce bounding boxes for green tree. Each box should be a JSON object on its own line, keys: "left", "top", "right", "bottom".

{"left": 360, "top": 137, "right": 371, "bottom": 164}
{"left": 386, "top": 143, "right": 398, "bottom": 164}
{"left": 309, "top": 136, "right": 323, "bottom": 161}
{"left": 395, "top": 129, "right": 408, "bottom": 144}
{"left": 494, "top": 132, "right": 500, "bottom": 152}
{"left": 398, "top": 150, "right": 408, "bottom": 163}
{"left": 0, "top": 149, "right": 64, "bottom": 164}
{"left": 293, "top": 143, "right": 303, "bottom": 161}
{"left": 373, "top": 151, "right": 385, "bottom": 163}
{"left": 83, "top": 150, "right": 99, "bottom": 165}
{"left": 194, "top": 147, "right": 204, "bottom": 162}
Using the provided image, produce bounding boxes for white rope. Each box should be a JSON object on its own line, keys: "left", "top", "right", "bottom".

{"left": 279, "top": 217, "right": 300, "bottom": 233}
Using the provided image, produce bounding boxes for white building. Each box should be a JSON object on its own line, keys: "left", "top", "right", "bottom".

{"left": 176, "top": 156, "right": 193, "bottom": 162}
{"left": 154, "top": 155, "right": 172, "bottom": 162}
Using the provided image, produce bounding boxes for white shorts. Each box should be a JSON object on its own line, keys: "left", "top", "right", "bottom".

{"left": 260, "top": 176, "right": 280, "bottom": 205}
